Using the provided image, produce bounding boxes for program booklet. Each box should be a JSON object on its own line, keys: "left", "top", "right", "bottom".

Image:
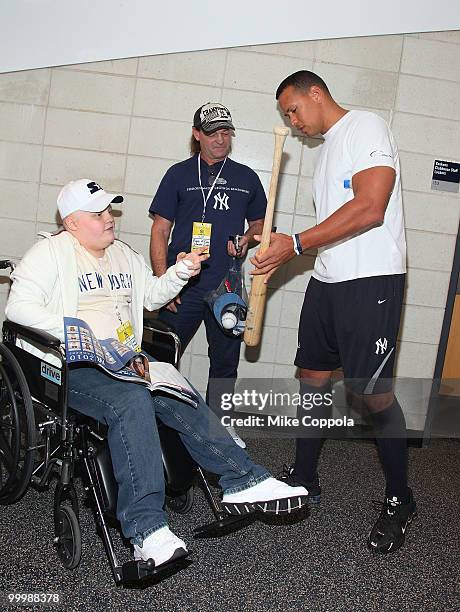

{"left": 64, "top": 317, "right": 198, "bottom": 408}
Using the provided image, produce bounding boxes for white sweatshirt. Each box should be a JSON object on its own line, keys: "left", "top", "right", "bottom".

{"left": 6, "top": 231, "right": 187, "bottom": 345}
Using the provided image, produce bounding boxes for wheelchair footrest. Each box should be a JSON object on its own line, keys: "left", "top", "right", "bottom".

{"left": 120, "top": 549, "right": 190, "bottom": 582}
{"left": 193, "top": 512, "right": 256, "bottom": 538}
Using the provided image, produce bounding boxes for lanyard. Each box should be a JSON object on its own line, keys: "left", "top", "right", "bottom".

{"left": 106, "top": 249, "right": 123, "bottom": 325}
{"left": 81, "top": 246, "right": 123, "bottom": 325}
{"left": 197, "top": 153, "right": 227, "bottom": 223}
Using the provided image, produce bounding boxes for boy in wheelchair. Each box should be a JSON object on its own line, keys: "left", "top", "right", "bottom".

{"left": 5, "top": 178, "right": 308, "bottom": 569}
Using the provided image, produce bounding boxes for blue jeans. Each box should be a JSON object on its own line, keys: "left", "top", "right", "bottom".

{"left": 160, "top": 285, "right": 241, "bottom": 415}
{"left": 68, "top": 366, "right": 269, "bottom": 545}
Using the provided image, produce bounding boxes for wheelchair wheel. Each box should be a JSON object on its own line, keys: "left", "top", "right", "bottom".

{"left": 54, "top": 504, "right": 82, "bottom": 569}
{"left": 0, "top": 343, "right": 36, "bottom": 505}
{"left": 166, "top": 487, "right": 194, "bottom": 514}
{"left": 54, "top": 482, "right": 79, "bottom": 519}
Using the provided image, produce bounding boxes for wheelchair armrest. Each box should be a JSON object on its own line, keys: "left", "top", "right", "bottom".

{"left": 142, "top": 316, "right": 181, "bottom": 366}
{"left": 3, "top": 320, "right": 61, "bottom": 349}
{"left": 143, "top": 317, "right": 176, "bottom": 335}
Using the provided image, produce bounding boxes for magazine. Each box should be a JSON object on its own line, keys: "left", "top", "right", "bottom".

{"left": 64, "top": 317, "right": 198, "bottom": 408}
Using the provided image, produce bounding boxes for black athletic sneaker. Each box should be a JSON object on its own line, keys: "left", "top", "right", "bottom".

{"left": 368, "top": 489, "right": 417, "bottom": 554}
{"left": 278, "top": 465, "right": 321, "bottom": 505}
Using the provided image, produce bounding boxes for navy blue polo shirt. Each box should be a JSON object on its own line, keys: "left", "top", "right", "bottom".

{"left": 149, "top": 154, "right": 267, "bottom": 291}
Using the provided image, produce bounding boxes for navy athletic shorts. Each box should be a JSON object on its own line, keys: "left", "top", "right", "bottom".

{"left": 294, "top": 274, "right": 405, "bottom": 394}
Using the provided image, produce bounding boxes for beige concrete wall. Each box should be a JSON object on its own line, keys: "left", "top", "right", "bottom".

{"left": 1, "top": 32, "right": 459, "bottom": 425}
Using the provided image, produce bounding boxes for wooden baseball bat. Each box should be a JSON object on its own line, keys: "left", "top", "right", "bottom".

{"left": 244, "top": 126, "right": 289, "bottom": 347}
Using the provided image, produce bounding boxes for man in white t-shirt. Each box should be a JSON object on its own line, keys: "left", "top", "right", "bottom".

{"left": 6, "top": 178, "right": 309, "bottom": 569}
{"left": 251, "top": 71, "right": 416, "bottom": 554}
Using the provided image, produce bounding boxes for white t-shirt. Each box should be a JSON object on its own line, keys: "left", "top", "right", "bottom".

{"left": 312, "top": 110, "right": 406, "bottom": 283}
{"left": 74, "top": 239, "right": 133, "bottom": 339}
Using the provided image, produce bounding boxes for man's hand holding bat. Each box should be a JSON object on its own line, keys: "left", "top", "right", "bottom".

{"left": 250, "top": 232, "right": 296, "bottom": 283}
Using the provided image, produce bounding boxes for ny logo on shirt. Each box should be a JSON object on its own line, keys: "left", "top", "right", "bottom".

{"left": 213, "top": 192, "right": 229, "bottom": 211}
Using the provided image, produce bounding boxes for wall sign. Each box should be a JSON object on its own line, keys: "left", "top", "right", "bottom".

{"left": 431, "top": 160, "right": 460, "bottom": 194}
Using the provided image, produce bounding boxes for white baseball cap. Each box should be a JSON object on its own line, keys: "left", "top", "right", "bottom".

{"left": 57, "top": 179, "right": 123, "bottom": 219}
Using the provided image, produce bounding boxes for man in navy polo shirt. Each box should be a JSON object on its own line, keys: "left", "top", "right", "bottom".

{"left": 149, "top": 103, "right": 267, "bottom": 447}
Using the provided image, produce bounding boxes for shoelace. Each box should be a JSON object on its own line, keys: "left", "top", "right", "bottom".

{"left": 371, "top": 499, "right": 401, "bottom": 524}
{"left": 277, "top": 464, "right": 295, "bottom": 480}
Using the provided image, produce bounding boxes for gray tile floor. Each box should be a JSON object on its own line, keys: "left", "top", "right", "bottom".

{"left": 1, "top": 436, "right": 459, "bottom": 612}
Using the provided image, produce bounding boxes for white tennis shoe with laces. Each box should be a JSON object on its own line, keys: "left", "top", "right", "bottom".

{"left": 222, "top": 477, "right": 308, "bottom": 515}
{"left": 133, "top": 526, "right": 187, "bottom": 567}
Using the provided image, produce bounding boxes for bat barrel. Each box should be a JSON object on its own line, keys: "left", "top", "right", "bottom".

{"left": 244, "top": 126, "right": 289, "bottom": 347}
{"left": 243, "top": 276, "right": 267, "bottom": 346}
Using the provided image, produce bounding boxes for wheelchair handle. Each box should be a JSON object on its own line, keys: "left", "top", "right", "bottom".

{"left": 0, "top": 259, "right": 15, "bottom": 271}
{"left": 3, "top": 320, "right": 61, "bottom": 349}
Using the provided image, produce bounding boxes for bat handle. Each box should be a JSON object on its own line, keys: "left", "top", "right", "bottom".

{"left": 259, "top": 128, "right": 289, "bottom": 250}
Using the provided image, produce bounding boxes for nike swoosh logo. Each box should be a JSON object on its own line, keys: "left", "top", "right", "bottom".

{"left": 370, "top": 150, "right": 393, "bottom": 159}
{"left": 363, "top": 347, "right": 395, "bottom": 394}
{"left": 378, "top": 299, "right": 387, "bottom": 304}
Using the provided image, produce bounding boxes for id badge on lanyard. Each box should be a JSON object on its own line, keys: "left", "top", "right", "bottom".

{"left": 191, "top": 154, "right": 227, "bottom": 254}
{"left": 191, "top": 221, "right": 212, "bottom": 253}
{"left": 116, "top": 318, "right": 141, "bottom": 352}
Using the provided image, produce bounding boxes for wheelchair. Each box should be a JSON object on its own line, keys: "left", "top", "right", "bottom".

{"left": 0, "top": 260, "right": 250, "bottom": 585}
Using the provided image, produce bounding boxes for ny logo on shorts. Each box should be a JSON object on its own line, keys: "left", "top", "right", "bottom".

{"left": 375, "top": 337, "right": 388, "bottom": 355}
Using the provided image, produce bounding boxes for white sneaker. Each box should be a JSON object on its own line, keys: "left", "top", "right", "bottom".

{"left": 226, "top": 425, "right": 246, "bottom": 448}
{"left": 222, "top": 477, "right": 308, "bottom": 515}
{"left": 133, "top": 526, "right": 187, "bottom": 566}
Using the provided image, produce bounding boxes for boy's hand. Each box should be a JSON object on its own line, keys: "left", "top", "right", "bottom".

{"left": 175, "top": 249, "right": 209, "bottom": 279}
